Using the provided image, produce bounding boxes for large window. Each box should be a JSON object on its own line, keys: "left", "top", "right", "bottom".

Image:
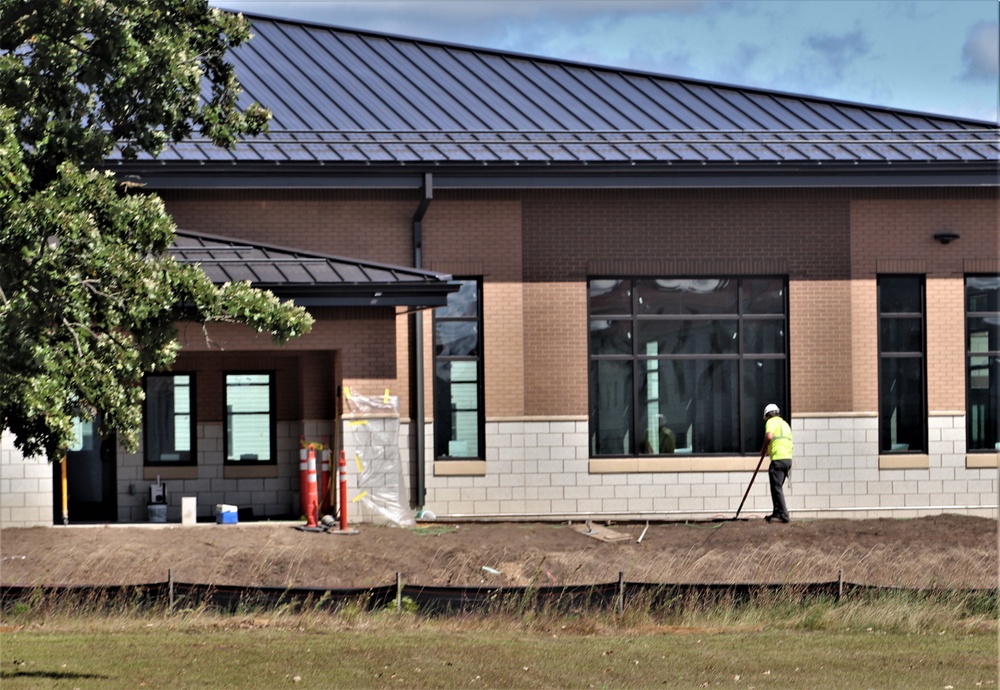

{"left": 589, "top": 277, "right": 788, "bottom": 456}
{"left": 966, "top": 275, "right": 1000, "bottom": 452}
{"left": 878, "top": 275, "right": 926, "bottom": 453}
{"left": 144, "top": 374, "right": 195, "bottom": 465}
{"left": 225, "top": 373, "right": 275, "bottom": 463}
{"left": 433, "top": 279, "right": 484, "bottom": 459}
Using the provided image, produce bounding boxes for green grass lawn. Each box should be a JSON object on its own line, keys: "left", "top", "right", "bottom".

{"left": 3, "top": 586, "right": 997, "bottom": 689}
{"left": 3, "top": 624, "right": 996, "bottom": 689}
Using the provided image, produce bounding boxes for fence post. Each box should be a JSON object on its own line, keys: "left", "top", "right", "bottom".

{"left": 837, "top": 569, "right": 843, "bottom": 602}
{"left": 168, "top": 568, "right": 174, "bottom": 609}
{"left": 617, "top": 571, "right": 625, "bottom": 615}
{"left": 396, "top": 572, "right": 403, "bottom": 610}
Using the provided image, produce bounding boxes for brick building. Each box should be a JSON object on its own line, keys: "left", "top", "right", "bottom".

{"left": 2, "top": 14, "right": 997, "bottom": 526}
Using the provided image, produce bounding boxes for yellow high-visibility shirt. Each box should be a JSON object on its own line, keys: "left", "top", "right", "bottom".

{"left": 765, "top": 416, "right": 793, "bottom": 461}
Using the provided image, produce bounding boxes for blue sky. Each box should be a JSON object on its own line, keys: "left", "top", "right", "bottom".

{"left": 211, "top": 0, "right": 999, "bottom": 123}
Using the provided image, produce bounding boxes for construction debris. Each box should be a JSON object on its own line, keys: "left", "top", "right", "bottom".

{"left": 572, "top": 520, "right": 631, "bottom": 543}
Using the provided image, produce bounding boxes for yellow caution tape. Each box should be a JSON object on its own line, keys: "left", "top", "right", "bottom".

{"left": 352, "top": 491, "right": 368, "bottom": 503}
{"left": 355, "top": 453, "right": 363, "bottom": 472}
{"left": 383, "top": 388, "right": 390, "bottom": 403}
{"left": 349, "top": 420, "right": 368, "bottom": 427}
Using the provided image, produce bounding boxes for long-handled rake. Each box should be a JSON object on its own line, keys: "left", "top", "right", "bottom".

{"left": 733, "top": 450, "right": 767, "bottom": 520}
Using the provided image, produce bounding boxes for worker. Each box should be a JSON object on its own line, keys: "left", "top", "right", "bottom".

{"left": 640, "top": 414, "right": 675, "bottom": 454}
{"left": 760, "top": 403, "right": 792, "bottom": 523}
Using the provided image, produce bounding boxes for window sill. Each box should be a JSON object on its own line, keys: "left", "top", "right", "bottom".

{"left": 224, "top": 465, "right": 279, "bottom": 479}
{"left": 966, "top": 453, "right": 1000, "bottom": 469}
{"left": 590, "top": 456, "right": 768, "bottom": 473}
{"left": 433, "top": 460, "right": 487, "bottom": 476}
{"left": 878, "top": 454, "right": 930, "bottom": 470}
{"left": 144, "top": 466, "right": 198, "bottom": 481}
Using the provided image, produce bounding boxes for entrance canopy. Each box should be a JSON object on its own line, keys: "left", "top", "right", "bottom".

{"left": 171, "top": 229, "right": 458, "bottom": 308}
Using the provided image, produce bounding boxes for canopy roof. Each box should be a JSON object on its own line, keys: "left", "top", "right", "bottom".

{"left": 172, "top": 229, "right": 457, "bottom": 308}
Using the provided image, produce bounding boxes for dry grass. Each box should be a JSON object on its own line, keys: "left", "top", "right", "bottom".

{"left": 2, "top": 588, "right": 996, "bottom": 690}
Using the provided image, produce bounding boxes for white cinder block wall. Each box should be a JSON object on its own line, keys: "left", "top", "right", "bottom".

{"left": 116, "top": 420, "right": 332, "bottom": 523}
{"left": 418, "top": 415, "right": 998, "bottom": 521}
{"left": 2, "top": 414, "right": 996, "bottom": 528}
{"left": 0, "top": 430, "right": 53, "bottom": 527}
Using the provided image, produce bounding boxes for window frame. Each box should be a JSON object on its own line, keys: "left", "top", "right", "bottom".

{"left": 223, "top": 371, "right": 277, "bottom": 465}
{"left": 965, "top": 274, "right": 1000, "bottom": 453}
{"left": 432, "top": 277, "right": 485, "bottom": 460}
{"left": 142, "top": 372, "right": 197, "bottom": 467}
{"left": 877, "top": 274, "right": 927, "bottom": 454}
{"left": 587, "top": 276, "right": 790, "bottom": 457}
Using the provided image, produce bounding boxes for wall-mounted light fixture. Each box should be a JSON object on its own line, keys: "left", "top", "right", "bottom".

{"left": 933, "top": 231, "right": 960, "bottom": 245}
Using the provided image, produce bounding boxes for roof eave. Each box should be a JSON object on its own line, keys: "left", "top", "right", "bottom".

{"left": 266, "top": 283, "right": 460, "bottom": 308}
{"left": 113, "top": 161, "right": 1000, "bottom": 190}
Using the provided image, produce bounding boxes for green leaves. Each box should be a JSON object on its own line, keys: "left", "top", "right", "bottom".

{"left": 0, "top": 3, "right": 311, "bottom": 460}
{"left": 1, "top": 0, "right": 269, "bottom": 185}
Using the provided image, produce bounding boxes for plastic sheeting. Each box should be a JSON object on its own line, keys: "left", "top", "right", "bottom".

{"left": 345, "top": 389, "right": 415, "bottom": 527}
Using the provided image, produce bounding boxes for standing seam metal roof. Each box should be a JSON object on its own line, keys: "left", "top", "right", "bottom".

{"left": 171, "top": 230, "right": 456, "bottom": 308}
{"left": 121, "top": 13, "right": 998, "bottom": 168}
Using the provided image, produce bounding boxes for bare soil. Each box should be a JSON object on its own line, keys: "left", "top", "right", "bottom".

{"left": 2, "top": 514, "right": 996, "bottom": 590}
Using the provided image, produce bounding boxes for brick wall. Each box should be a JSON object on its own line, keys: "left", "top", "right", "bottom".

{"left": 522, "top": 282, "right": 588, "bottom": 416}
{"left": 520, "top": 188, "right": 853, "bottom": 283}
{"left": 790, "top": 280, "right": 854, "bottom": 413}
{"left": 852, "top": 196, "right": 1000, "bottom": 413}
{"left": 161, "top": 189, "right": 416, "bottom": 267}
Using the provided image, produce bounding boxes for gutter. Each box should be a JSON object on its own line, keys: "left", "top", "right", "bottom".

{"left": 113, "top": 160, "right": 1000, "bottom": 190}
{"left": 411, "top": 173, "right": 433, "bottom": 510}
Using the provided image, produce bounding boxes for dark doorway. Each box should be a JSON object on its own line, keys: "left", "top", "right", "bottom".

{"left": 52, "top": 416, "right": 118, "bottom": 524}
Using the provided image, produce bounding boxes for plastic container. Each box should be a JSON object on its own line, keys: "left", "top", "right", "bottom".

{"left": 215, "top": 504, "right": 238, "bottom": 524}
{"left": 148, "top": 504, "right": 167, "bottom": 523}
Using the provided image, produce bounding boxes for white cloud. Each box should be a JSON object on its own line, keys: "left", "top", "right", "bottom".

{"left": 803, "top": 27, "right": 872, "bottom": 81}
{"left": 961, "top": 21, "right": 999, "bottom": 81}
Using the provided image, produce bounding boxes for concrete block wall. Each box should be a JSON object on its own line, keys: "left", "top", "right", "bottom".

{"left": 117, "top": 420, "right": 332, "bottom": 523}
{"left": 418, "top": 416, "right": 998, "bottom": 521}
{"left": 0, "top": 430, "right": 53, "bottom": 527}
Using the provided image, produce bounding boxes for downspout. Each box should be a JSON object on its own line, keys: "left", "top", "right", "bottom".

{"left": 412, "top": 173, "right": 433, "bottom": 509}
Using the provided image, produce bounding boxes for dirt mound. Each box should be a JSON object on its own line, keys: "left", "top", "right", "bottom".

{"left": 2, "top": 514, "right": 996, "bottom": 590}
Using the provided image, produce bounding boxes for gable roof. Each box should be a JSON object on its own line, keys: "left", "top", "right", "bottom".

{"left": 171, "top": 229, "right": 457, "bottom": 308}
{"left": 115, "top": 13, "right": 999, "bottom": 188}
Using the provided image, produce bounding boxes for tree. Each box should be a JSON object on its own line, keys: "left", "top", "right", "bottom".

{"left": 0, "top": 0, "right": 314, "bottom": 460}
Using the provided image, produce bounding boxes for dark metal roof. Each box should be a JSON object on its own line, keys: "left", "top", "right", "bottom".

{"left": 171, "top": 229, "right": 457, "bottom": 308}
{"left": 114, "top": 13, "right": 999, "bottom": 187}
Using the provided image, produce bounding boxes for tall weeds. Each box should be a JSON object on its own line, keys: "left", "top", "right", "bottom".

{"left": 4, "top": 583, "right": 994, "bottom": 637}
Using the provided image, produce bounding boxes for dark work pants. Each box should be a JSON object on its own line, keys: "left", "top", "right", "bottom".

{"left": 768, "top": 459, "right": 791, "bottom": 521}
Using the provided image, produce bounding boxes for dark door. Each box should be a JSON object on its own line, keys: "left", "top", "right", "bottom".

{"left": 52, "top": 416, "right": 118, "bottom": 524}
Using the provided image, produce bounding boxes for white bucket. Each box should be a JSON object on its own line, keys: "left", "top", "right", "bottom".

{"left": 148, "top": 503, "right": 167, "bottom": 523}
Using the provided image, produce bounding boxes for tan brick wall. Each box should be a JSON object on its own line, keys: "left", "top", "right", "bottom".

{"left": 790, "top": 280, "right": 853, "bottom": 413}
{"left": 484, "top": 281, "right": 526, "bottom": 417}
{"left": 850, "top": 279, "right": 878, "bottom": 412}
{"left": 424, "top": 196, "right": 524, "bottom": 419}
{"left": 926, "top": 278, "right": 966, "bottom": 412}
{"left": 851, "top": 196, "right": 1000, "bottom": 415}
{"left": 523, "top": 282, "right": 588, "bottom": 416}
{"left": 160, "top": 188, "right": 998, "bottom": 429}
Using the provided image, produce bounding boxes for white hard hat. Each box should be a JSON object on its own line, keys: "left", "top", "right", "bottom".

{"left": 763, "top": 403, "right": 780, "bottom": 420}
